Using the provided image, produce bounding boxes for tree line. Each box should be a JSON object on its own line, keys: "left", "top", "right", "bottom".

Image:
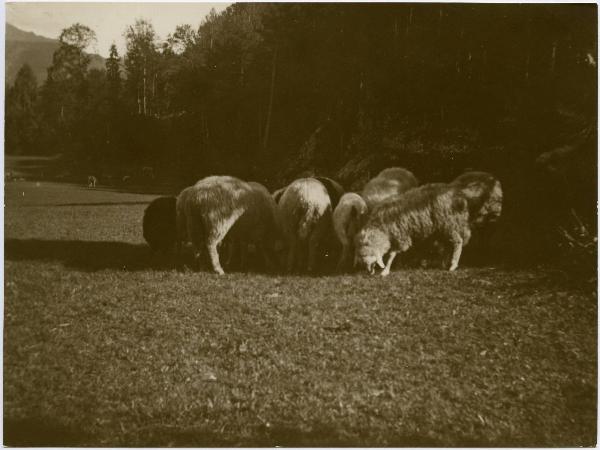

{"left": 5, "top": 3, "right": 597, "bottom": 263}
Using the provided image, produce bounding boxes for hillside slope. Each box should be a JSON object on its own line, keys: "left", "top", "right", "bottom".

{"left": 6, "top": 23, "right": 105, "bottom": 85}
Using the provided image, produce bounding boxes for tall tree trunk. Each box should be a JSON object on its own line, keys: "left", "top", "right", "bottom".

{"left": 143, "top": 56, "right": 147, "bottom": 116}
{"left": 262, "top": 47, "right": 278, "bottom": 151}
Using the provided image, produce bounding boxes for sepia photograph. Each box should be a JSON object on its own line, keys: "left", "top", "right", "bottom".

{"left": 3, "top": 1, "right": 598, "bottom": 446}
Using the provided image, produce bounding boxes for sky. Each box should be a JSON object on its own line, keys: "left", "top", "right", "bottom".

{"left": 6, "top": 2, "right": 231, "bottom": 56}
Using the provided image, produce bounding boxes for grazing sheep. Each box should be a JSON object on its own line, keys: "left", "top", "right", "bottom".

{"left": 142, "top": 166, "right": 155, "bottom": 181}
{"left": 354, "top": 183, "right": 471, "bottom": 276}
{"left": 361, "top": 167, "right": 419, "bottom": 209}
{"left": 224, "top": 181, "right": 283, "bottom": 271}
{"left": 87, "top": 175, "right": 97, "bottom": 188}
{"left": 176, "top": 176, "right": 257, "bottom": 275}
{"left": 451, "top": 171, "right": 502, "bottom": 227}
{"left": 278, "top": 178, "right": 334, "bottom": 273}
{"left": 143, "top": 196, "right": 178, "bottom": 253}
{"left": 332, "top": 192, "right": 368, "bottom": 271}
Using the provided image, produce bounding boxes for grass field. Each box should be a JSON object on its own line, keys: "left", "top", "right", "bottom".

{"left": 4, "top": 178, "right": 597, "bottom": 446}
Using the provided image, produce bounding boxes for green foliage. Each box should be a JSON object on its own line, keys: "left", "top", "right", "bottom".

{"left": 124, "top": 19, "right": 160, "bottom": 116}
{"left": 5, "top": 64, "right": 40, "bottom": 154}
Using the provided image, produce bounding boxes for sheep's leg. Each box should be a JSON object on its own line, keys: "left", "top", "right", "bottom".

{"left": 307, "top": 232, "right": 320, "bottom": 273}
{"left": 186, "top": 215, "right": 204, "bottom": 271}
{"left": 381, "top": 251, "right": 398, "bottom": 277}
{"left": 174, "top": 239, "right": 184, "bottom": 270}
{"left": 448, "top": 232, "right": 463, "bottom": 271}
{"left": 259, "top": 243, "right": 276, "bottom": 273}
{"left": 336, "top": 244, "right": 350, "bottom": 273}
{"left": 205, "top": 216, "right": 239, "bottom": 275}
{"left": 206, "top": 241, "right": 225, "bottom": 275}
{"left": 286, "top": 237, "right": 298, "bottom": 273}
{"left": 223, "top": 239, "right": 236, "bottom": 269}
{"left": 239, "top": 243, "right": 248, "bottom": 271}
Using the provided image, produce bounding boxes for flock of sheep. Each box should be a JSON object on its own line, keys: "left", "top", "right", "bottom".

{"left": 142, "top": 168, "right": 503, "bottom": 276}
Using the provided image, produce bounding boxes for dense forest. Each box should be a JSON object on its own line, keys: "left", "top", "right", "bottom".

{"left": 5, "top": 3, "right": 597, "bottom": 267}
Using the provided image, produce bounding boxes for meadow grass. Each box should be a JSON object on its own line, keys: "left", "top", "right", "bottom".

{"left": 4, "top": 180, "right": 597, "bottom": 446}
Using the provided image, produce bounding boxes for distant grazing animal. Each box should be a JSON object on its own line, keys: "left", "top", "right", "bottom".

{"left": 224, "top": 181, "right": 283, "bottom": 271}
{"left": 87, "top": 175, "right": 97, "bottom": 188}
{"left": 354, "top": 183, "right": 471, "bottom": 275}
{"left": 143, "top": 196, "right": 178, "bottom": 253}
{"left": 277, "top": 178, "right": 334, "bottom": 273}
{"left": 176, "top": 176, "right": 259, "bottom": 275}
{"left": 333, "top": 192, "right": 368, "bottom": 271}
{"left": 361, "top": 167, "right": 419, "bottom": 209}
{"left": 142, "top": 166, "right": 155, "bottom": 180}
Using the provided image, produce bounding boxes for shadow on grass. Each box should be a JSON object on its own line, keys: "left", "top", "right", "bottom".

{"left": 5, "top": 238, "right": 161, "bottom": 271}
{"left": 79, "top": 184, "right": 179, "bottom": 196}
{"left": 4, "top": 417, "right": 91, "bottom": 446}
{"left": 4, "top": 238, "right": 280, "bottom": 275}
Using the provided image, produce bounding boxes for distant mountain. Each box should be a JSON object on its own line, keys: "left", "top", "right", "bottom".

{"left": 6, "top": 23, "right": 106, "bottom": 86}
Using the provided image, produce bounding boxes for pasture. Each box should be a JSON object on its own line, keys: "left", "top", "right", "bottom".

{"left": 4, "top": 179, "right": 597, "bottom": 446}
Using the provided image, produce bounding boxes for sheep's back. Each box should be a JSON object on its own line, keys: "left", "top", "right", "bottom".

{"left": 361, "top": 167, "right": 418, "bottom": 209}
{"left": 185, "top": 176, "right": 255, "bottom": 231}
{"left": 367, "top": 183, "right": 467, "bottom": 243}
{"left": 279, "top": 178, "right": 332, "bottom": 240}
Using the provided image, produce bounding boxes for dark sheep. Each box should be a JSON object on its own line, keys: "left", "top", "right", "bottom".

{"left": 143, "top": 196, "right": 178, "bottom": 253}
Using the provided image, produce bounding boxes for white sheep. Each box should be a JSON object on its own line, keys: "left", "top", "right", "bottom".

{"left": 361, "top": 167, "right": 419, "bottom": 209}
{"left": 176, "top": 175, "right": 256, "bottom": 274}
{"left": 354, "top": 183, "right": 471, "bottom": 275}
{"left": 332, "top": 192, "right": 368, "bottom": 272}
{"left": 277, "top": 177, "right": 333, "bottom": 273}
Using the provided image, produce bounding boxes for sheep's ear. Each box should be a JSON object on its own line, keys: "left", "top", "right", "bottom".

{"left": 376, "top": 255, "right": 385, "bottom": 269}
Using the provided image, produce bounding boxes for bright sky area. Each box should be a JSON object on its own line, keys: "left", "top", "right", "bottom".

{"left": 6, "top": 2, "right": 231, "bottom": 57}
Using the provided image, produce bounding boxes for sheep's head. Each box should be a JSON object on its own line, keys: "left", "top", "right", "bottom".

{"left": 353, "top": 228, "right": 389, "bottom": 275}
